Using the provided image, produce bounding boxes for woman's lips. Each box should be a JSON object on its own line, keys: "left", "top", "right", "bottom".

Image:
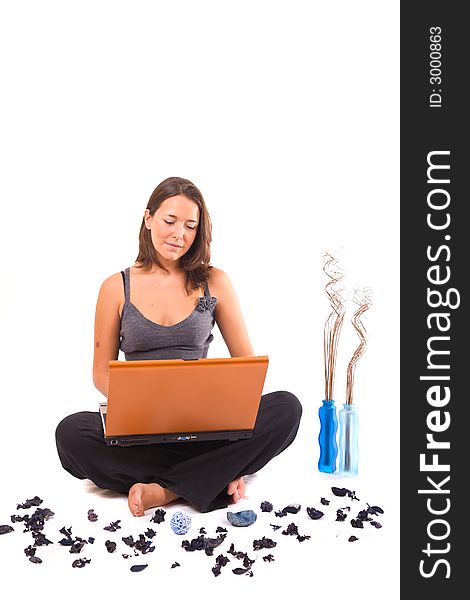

{"left": 165, "top": 242, "right": 183, "bottom": 250}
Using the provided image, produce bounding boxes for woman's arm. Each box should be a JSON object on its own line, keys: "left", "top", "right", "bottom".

{"left": 92, "top": 273, "right": 123, "bottom": 397}
{"left": 210, "top": 268, "right": 255, "bottom": 357}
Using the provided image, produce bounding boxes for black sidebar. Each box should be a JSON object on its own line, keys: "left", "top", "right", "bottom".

{"left": 401, "top": 2, "right": 467, "bottom": 597}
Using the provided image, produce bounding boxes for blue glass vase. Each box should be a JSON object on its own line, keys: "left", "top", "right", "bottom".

{"left": 318, "top": 399, "right": 338, "bottom": 473}
{"left": 338, "top": 403, "right": 359, "bottom": 476}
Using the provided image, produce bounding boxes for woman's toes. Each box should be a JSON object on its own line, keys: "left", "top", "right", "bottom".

{"left": 128, "top": 484, "right": 145, "bottom": 516}
{"left": 227, "top": 477, "right": 245, "bottom": 503}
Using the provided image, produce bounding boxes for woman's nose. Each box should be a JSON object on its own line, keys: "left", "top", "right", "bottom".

{"left": 172, "top": 223, "right": 185, "bottom": 240}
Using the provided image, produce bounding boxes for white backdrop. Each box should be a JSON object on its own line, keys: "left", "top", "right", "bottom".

{"left": 0, "top": 1, "right": 399, "bottom": 597}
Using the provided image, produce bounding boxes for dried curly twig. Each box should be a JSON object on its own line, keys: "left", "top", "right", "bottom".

{"left": 323, "top": 253, "right": 346, "bottom": 400}
{"left": 346, "top": 288, "right": 372, "bottom": 405}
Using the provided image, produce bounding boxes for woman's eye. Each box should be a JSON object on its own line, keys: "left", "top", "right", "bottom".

{"left": 163, "top": 220, "right": 197, "bottom": 230}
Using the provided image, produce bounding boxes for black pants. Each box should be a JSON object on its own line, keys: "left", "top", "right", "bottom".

{"left": 55, "top": 390, "right": 302, "bottom": 512}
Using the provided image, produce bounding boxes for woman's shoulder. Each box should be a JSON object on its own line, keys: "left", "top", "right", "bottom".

{"left": 207, "top": 267, "right": 233, "bottom": 297}
{"left": 98, "top": 271, "right": 125, "bottom": 301}
{"left": 208, "top": 266, "right": 228, "bottom": 284}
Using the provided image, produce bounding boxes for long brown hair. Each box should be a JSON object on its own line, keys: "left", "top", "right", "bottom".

{"left": 135, "top": 176, "right": 212, "bottom": 292}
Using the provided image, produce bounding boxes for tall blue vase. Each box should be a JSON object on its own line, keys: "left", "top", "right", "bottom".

{"left": 318, "top": 399, "right": 338, "bottom": 473}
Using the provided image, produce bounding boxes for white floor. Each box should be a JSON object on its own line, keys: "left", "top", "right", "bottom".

{"left": 0, "top": 401, "right": 399, "bottom": 600}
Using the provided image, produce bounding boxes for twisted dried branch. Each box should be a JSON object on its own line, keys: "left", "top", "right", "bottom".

{"left": 346, "top": 288, "right": 372, "bottom": 405}
{"left": 323, "top": 253, "right": 346, "bottom": 400}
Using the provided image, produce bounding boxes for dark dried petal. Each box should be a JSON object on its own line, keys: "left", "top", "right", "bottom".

{"left": 32, "top": 532, "right": 53, "bottom": 546}
{"left": 171, "top": 562, "right": 180, "bottom": 568}
{"left": 282, "top": 504, "right": 301, "bottom": 514}
{"left": 17, "top": 496, "right": 43, "bottom": 510}
{"left": 233, "top": 567, "right": 252, "bottom": 575}
{"left": 282, "top": 523, "right": 299, "bottom": 536}
{"left": 320, "top": 497, "right": 330, "bottom": 505}
{"left": 22, "top": 508, "right": 55, "bottom": 533}
{"left": 87, "top": 509, "right": 98, "bottom": 522}
{"left": 88, "top": 537, "right": 95, "bottom": 544}
{"left": 212, "top": 554, "right": 230, "bottom": 576}
{"left": 199, "top": 527, "right": 207, "bottom": 534}
{"left": 24, "top": 545, "right": 37, "bottom": 557}
{"left": 135, "top": 536, "right": 154, "bottom": 554}
{"left": 105, "top": 540, "right": 117, "bottom": 553}
{"left": 227, "top": 543, "right": 245, "bottom": 559}
{"left": 306, "top": 507, "right": 324, "bottom": 520}
{"left": 347, "top": 490, "right": 359, "bottom": 501}
{"left": 351, "top": 519, "right": 364, "bottom": 529}
{"left": 215, "top": 554, "right": 230, "bottom": 567}
{"left": 204, "top": 537, "right": 226, "bottom": 556}
{"left": 260, "top": 501, "right": 273, "bottom": 512}
{"left": 130, "top": 564, "right": 148, "bottom": 572}
{"left": 182, "top": 533, "right": 226, "bottom": 556}
{"left": 370, "top": 521, "right": 383, "bottom": 528}
{"left": 336, "top": 509, "right": 347, "bottom": 522}
{"left": 204, "top": 534, "right": 227, "bottom": 548}
{"left": 72, "top": 558, "right": 91, "bottom": 568}
{"left": 0, "top": 525, "right": 14, "bottom": 535}
{"left": 270, "top": 524, "right": 281, "bottom": 531}
{"left": 70, "top": 538, "right": 88, "bottom": 554}
{"left": 367, "top": 505, "right": 385, "bottom": 515}
{"left": 348, "top": 536, "right": 359, "bottom": 542}
{"left": 332, "top": 487, "right": 359, "bottom": 500}
{"left": 103, "top": 520, "right": 121, "bottom": 532}
{"left": 243, "top": 555, "right": 255, "bottom": 568}
{"left": 11, "top": 515, "right": 25, "bottom": 523}
{"left": 182, "top": 536, "right": 204, "bottom": 552}
{"left": 253, "top": 536, "right": 276, "bottom": 550}
{"left": 216, "top": 526, "right": 227, "bottom": 533}
{"left": 59, "top": 538, "right": 74, "bottom": 546}
{"left": 274, "top": 510, "right": 287, "bottom": 517}
{"left": 150, "top": 509, "right": 166, "bottom": 524}
{"left": 263, "top": 554, "right": 275, "bottom": 562}
{"left": 331, "top": 487, "right": 348, "bottom": 497}
{"left": 122, "top": 535, "right": 135, "bottom": 547}
{"left": 296, "top": 534, "right": 311, "bottom": 542}
{"left": 29, "top": 555, "right": 42, "bottom": 564}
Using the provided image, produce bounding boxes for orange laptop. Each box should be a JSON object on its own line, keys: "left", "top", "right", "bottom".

{"left": 99, "top": 355, "right": 269, "bottom": 446}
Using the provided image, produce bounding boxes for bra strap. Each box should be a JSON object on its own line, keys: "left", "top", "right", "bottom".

{"left": 121, "top": 268, "right": 131, "bottom": 303}
{"left": 203, "top": 279, "right": 211, "bottom": 298}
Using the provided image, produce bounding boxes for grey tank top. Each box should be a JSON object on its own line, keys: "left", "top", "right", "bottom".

{"left": 119, "top": 267, "right": 218, "bottom": 361}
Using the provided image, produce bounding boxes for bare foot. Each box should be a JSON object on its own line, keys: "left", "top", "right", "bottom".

{"left": 128, "top": 483, "right": 180, "bottom": 517}
{"left": 227, "top": 477, "right": 245, "bottom": 503}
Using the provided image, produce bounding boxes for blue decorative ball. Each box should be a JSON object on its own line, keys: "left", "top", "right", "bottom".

{"left": 170, "top": 511, "right": 191, "bottom": 535}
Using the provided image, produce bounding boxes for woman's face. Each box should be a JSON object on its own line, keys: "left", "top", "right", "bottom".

{"left": 144, "top": 194, "right": 200, "bottom": 263}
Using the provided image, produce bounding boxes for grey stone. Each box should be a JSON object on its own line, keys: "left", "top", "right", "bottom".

{"left": 226, "top": 510, "right": 258, "bottom": 527}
